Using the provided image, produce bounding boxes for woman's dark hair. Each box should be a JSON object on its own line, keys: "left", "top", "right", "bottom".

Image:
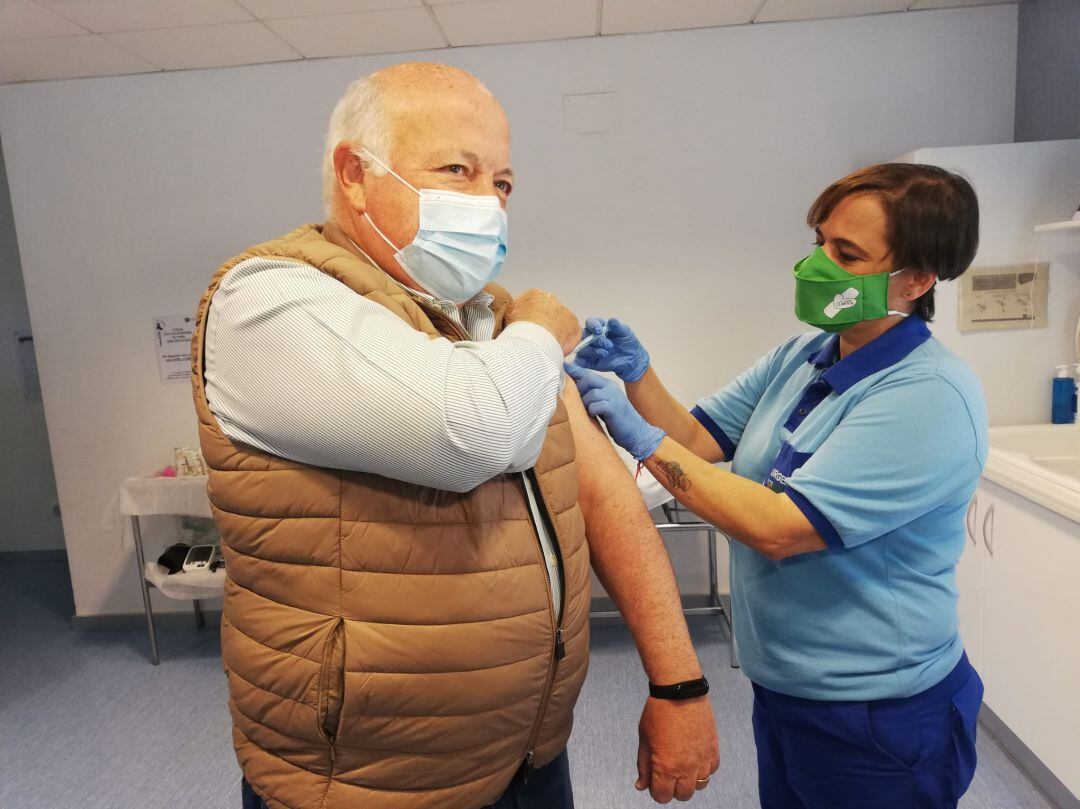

{"left": 807, "top": 163, "right": 979, "bottom": 321}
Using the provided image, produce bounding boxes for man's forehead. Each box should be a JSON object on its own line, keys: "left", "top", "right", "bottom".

{"left": 387, "top": 96, "right": 511, "bottom": 170}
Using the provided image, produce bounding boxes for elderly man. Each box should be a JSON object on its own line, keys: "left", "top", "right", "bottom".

{"left": 191, "top": 62, "right": 717, "bottom": 809}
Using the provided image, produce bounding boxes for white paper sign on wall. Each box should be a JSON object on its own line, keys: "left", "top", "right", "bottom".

{"left": 154, "top": 315, "right": 195, "bottom": 384}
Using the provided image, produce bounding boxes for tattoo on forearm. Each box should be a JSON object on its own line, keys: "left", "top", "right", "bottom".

{"left": 656, "top": 460, "right": 692, "bottom": 493}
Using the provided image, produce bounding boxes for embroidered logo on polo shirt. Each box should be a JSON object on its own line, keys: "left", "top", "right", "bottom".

{"left": 764, "top": 468, "right": 789, "bottom": 493}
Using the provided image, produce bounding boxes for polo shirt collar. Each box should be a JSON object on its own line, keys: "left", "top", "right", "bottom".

{"left": 807, "top": 316, "right": 932, "bottom": 394}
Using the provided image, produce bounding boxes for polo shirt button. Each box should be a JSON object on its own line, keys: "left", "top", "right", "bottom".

{"left": 798, "top": 408, "right": 807, "bottom": 416}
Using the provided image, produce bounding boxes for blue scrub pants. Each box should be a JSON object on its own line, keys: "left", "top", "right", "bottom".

{"left": 752, "top": 654, "right": 983, "bottom": 809}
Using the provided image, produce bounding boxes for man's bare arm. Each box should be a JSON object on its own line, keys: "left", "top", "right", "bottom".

{"left": 563, "top": 381, "right": 719, "bottom": 803}
{"left": 565, "top": 381, "right": 700, "bottom": 682}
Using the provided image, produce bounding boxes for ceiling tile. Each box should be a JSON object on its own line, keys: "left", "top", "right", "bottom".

{"left": 105, "top": 21, "right": 300, "bottom": 71}
{"left": 432, "top": 0, "right": 599, "bottom": 47}
{"left": 601, "top": 0, "right": 762, "bottom": 35}
{"left": 237, "top": 0, "right": 420, "bottom": 19}
{"left": 0, "top": 33, "right": 159, "bottom": 83}
{"left": 0, "top": 0, "right": 86, "bottom": 42}
{"left": 31, "top": 0, "right": 253, "bottom": 33}
{"left": 266, "top": 6, "right": 445, "bottom": 58}
{"left": 756, "top": 0, "right": 908, "bottom": 23}
{"left": 908, "top": 0, "right": 1015, "bottom": 8}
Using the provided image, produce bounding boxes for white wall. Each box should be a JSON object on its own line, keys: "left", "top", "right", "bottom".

{"left": 0, "top": 5, "right": 1019, "bottom": 617}
{"left": 900, "top": 140, "right": 1080, "bottom": 426}
{"left": 0, "top": 137, "right": 64, "bottom": 553}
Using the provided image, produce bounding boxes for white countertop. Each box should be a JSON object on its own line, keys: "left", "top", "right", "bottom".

{"left": 984, "top": 424, "right": 1080, "bottom": 524}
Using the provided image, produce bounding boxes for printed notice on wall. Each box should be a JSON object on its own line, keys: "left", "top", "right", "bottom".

{"left": 958, "top": 263, "right": 1049, "bottom": 332}
{"left": 15, "top": 331, "right": 41, "bottom": 401}
{"left": 154, "top": 315, "right": 195, "bottom": 384}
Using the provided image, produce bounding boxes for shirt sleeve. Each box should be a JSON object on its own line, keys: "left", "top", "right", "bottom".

{"left": 784, "top": 373, "right": 984, "bottom": 549}
{"left": 203, "top": 258, "right": 563, "bottom": 493}
{"left": 691, "top": 342, "right": 787, "bottom": 459}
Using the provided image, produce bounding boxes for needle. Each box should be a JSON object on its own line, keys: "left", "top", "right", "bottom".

{"left": 570, "top": 332, "right": 600, "bottom": 356}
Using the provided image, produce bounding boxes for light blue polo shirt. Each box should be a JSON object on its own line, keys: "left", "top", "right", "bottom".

{"left": 692, "top": 316, "right": 988, "bottom": 701}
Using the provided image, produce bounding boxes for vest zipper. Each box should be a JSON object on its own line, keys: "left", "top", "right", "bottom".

{"left": 316, "top": 617, "right": 346, "bottom": 745}
{"left": 519, "top": 468, "right": 567, "bottom": 783}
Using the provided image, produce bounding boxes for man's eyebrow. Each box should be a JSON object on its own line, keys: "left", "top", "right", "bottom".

{"left": 432, "top": 150, "right": 513, "bottom": 177}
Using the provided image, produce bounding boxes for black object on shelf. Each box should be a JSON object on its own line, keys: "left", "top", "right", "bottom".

{"left": 157, "top": 543, "right": 191, "bottom": 575}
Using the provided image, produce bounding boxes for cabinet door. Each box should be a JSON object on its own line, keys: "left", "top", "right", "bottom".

{"left": 980, "top": 480, "right": 1080, "bottom": 798}
{"left": 955, "top": 492, "right": 984, "bottom": 669}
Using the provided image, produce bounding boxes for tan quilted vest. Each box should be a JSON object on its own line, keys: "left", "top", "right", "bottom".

{"left": 190, "top": 224, "right": 590, "bottom": 809}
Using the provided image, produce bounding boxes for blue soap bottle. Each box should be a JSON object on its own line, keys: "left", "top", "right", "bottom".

{"left": 1051, "top": 365, "right": 1077, "bottom": 424}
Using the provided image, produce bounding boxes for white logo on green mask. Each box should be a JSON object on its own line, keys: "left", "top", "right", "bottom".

{"left": 824, "top": 288, "right": 860, "bottom": 318}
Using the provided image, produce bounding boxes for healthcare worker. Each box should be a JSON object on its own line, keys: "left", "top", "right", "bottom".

{"left": 567, "top": 163, "right": 988, "bottom": 808}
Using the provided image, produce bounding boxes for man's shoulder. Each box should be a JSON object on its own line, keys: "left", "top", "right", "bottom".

{"left": 217, "top": 255, "right": 319, "bottom": 293}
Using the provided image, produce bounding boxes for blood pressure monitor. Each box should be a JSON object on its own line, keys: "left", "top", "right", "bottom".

{"left": 182, "top": 544, "right": 218, "bottom": 573}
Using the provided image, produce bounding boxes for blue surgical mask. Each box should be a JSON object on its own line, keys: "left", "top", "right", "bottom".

{"left": 359, "top": 149, "right": 508, "bottom": 304}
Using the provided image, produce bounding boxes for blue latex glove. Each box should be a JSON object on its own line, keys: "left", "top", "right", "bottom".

{"left": 565, "top": 363, "right": 665, "bottom": 461}
{"left": 573, "top": 317, "right": 651, "bottom": 383}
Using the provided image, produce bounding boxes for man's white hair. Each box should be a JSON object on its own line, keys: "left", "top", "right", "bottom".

{"left": 321, "top": 73, "right": 393, "bottom": 218}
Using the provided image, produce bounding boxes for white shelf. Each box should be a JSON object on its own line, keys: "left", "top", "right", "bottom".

{"left": 1034, "top": 219, "right": 1080, "bottom": 234}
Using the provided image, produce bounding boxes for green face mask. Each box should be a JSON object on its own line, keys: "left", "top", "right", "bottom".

{"left": 792, "top": 246, "right": 908, "bottom": 333}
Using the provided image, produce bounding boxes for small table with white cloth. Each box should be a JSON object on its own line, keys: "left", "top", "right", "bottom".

{"left": 119, "top": 475, "right": 221, "bottom": 665}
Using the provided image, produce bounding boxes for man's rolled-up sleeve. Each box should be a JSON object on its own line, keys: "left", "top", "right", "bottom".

{"left": 204, "top": 259, "right": 563, "bottom": 492}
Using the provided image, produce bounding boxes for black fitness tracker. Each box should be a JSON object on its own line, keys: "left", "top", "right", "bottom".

{"left": 648, "top": 676, "right": 710, "bottom": 701}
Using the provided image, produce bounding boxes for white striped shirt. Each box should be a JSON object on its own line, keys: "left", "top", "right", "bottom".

{"left": 203, "top": 257, "right": 565, "bottom": 614}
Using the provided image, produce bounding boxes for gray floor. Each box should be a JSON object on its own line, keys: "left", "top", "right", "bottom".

{"left": 0, "top": 557, "right": 1057, "bottom": 809}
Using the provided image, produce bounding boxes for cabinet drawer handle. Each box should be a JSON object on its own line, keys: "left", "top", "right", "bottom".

{"left": 965, "top": 496, "right": 978, "bottom": 546}
{"left": 981, "top": 503, "right": 995, "bottom": 556}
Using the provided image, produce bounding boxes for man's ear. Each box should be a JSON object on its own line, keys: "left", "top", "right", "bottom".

{"left": 333, "top": 143, "right": 367, "bottom": 214}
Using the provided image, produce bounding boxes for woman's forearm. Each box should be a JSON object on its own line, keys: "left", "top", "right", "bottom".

{"left": 643, "top": 437, "right": 825, "bottom": 560}
{"left": 627, "top": 368, "right": 724, "bottom": 460}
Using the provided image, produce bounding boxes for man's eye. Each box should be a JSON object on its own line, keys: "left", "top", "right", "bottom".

{"left": 444, "top": 164, "right": 466, "bottom": 175}
{"left": 495, "top": 180, "right": 512, "bottom": 194}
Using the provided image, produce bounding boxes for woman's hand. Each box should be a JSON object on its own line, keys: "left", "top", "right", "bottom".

{"left": 565, "top": 363, "right": 665, "bottom": 461}
{"left": 574, "top": 317, "right": 651, "bottom": 382}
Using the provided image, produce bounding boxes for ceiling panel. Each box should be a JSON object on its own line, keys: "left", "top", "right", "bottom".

{"left": 602, "top": 0, "right": 763, "bottom": 35}
{"left": 237, "top": 0, "right": 420, "bottom": 19}
{"left": 0, "top": 0, "right": 87, "bottom": 42}
{"left": 432, "top": 0, "right": 599, "bottom": 47}
{"left": 31, "top": 0, "right": 253, "bottom": 33}
{"left": 0, "top": 33, "right": 159, "bottom": 82}
{"left": 106, "top": 21, "right": 300, "bottom": 71}
{"left": 266, "top": 6, "right": 445, "bottom": 58}
{"left": 908, "top": 0, "right": 1016, "bottom": 8}
{"left": 756, "top": 0, "right": 908, "bottom": 23}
